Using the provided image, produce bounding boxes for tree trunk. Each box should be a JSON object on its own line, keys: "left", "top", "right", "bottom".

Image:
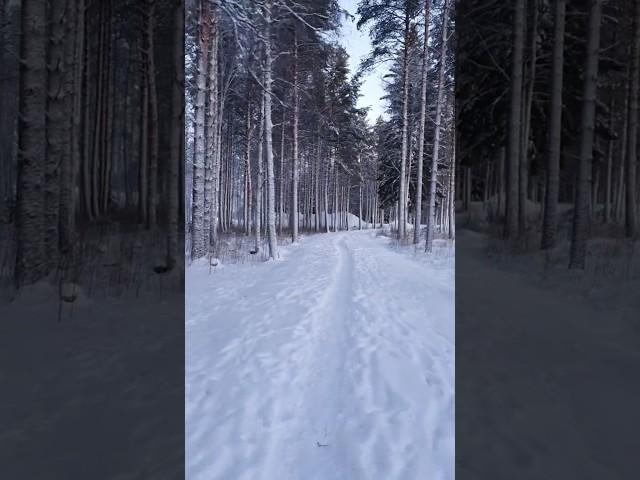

{"left": 325, "top": 151, "right": 330, "bottom": 233}
{"left": 92, "top": 1, "right": 106, "bottom": 219}
{"left": 245, "top": 107, "right": 253, "bottom": 235}
{"left": 45, "top": 0, "right": 68, "bottom": 273}
{"left": 448, "top": 152, "right": 455, "bottom": 240}
{"left": 139, "top": 61, "right": 149, "bottom": 224}
{"left": 264, "top": 0, "right": 279, "bottom": 258}
{"left": 425, "top": 0, "right": 450, "bottom": 252}
{"left": 505, "top": 0, "right": 525, "bottom": 239}
{"left": 167, "top": 0, "right": 183, "bottom": 269}
{"left": 190, "top": 3, "right": 209, "bottom": 259}
{"left": 519, "top": 0, "right": 538, "bottom": 236}
{"left": 398, "top": 7, "right": 411, "bottom": 240}
{"left": 204, "top": 7, "right": 217, "bottom": 252}
{"left": 290, "top": 34, "right": 300, "bottom": 243}
{"left": 414, "top": 2, "right": 431, "bottom": 244}
{"left": 541, "top": 0, "right": 565, "bottom": 249}
{"left": 626, "top": 2, "right": 640, "bottom": 238}
{"left": 255, "top": 81, "right": 264, "bottom": 253}
{"left": 101, "top": 0, "right": 114, "bottom": 217}
{"left": 604, "top": 98, "right": 614, "bottom": 224}
{"left": 279, "top": 110, "right": 285, "bottom": 235}
{"left": 15, "top": 0, "right": 47, "bottom": 287}
{"left": 62, "top": 0, "right": 84, "bottom": 253}
{"left": 60, "top": 0, "right": 79, "bottom": 257}
{"left": 146, "top": 1, "right": 159, "bottom": 228}
{"left": 569, "top": 0, "right": 602, "bottom": 269}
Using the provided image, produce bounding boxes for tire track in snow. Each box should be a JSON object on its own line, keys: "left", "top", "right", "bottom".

{"left": 267, "top": 234, "right": 355, "bottom": 480}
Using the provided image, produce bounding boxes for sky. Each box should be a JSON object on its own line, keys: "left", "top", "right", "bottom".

{"left": 337, "top": 0, "right": 389, "bottom": 124}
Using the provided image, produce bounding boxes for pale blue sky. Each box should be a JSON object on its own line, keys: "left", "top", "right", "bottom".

{"left": 338, "top": 0, "right": 388, "bottom": 124}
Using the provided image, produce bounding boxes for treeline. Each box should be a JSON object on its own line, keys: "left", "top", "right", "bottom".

{"left": 0, "top": 0, "right": 184, "bottom": 288}
{"left": 361, "top": 0, "right": 455, "bottom": 248}
{"left": 186, "top": 0, "right": 455, "bottom": 262}
{"left": 458, "top": 0, "right": 640, "bottom": 268}
{"left": 186, "top": 0, "right": 371, "bottom": 262}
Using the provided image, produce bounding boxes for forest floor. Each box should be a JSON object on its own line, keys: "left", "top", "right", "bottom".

{"left": 456, "top": 228, "right": 640, "bottom": 479}
{"left": 0, "top": 278, "right": 184, "bottom": 478}
{"left": 186, "top": 229, "right": 454, "bottom": 480}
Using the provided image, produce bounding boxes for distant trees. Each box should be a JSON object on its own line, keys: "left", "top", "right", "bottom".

{"left": 187, "top": 0, "right": 377, "bottom": 258}
{"left": 365, "top": 0, "right": 456, "bottom": 245}
{"left": 357, "top": 0, "right": 421, "bottom": 240}
{"left": 184, "top": 0, "right": 454, "bottom": 259}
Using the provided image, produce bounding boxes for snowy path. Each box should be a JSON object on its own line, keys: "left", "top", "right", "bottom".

{"left": 186, "top": 230, "right": 454, "bottom": 480}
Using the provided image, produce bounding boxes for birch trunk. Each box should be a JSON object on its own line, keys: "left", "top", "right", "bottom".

{"left": 246, "top": 107, "right": 253, "bottom": 235}
{"left": 255, "top": 84, "right": 264, "bottom": 253}
{"left": 290, "top": 34, "right": 300, "bottom": 242}
{"left": 279, "top": 112, "right": 285, "bottom": 235}
{"left": 398, "top": 8, "right": 411, "bottom": 240}
{"left": 264, "top": 0, "right": 279, "bottom": 258}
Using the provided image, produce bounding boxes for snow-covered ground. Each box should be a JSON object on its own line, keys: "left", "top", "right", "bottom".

{"left": 186, "top": 230, "right": 454, "bottom": 480}
{"left": 0, "top": 283, "right": 184, "bottom": 479}
{"left": 456, "top": 229, "right": 640, "bottom": 479}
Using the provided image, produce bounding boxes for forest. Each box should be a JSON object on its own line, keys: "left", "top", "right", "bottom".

{"left": 185, "top": 1, "right": 456, "bottom": 478}
{"left": 457, "top": 0, "right": 640, "bottom": 270}
{"left": 185, "top": 0, "right": 455, "bottom": 263}
{"left": 0, "top": 0, "right": 184, "bottom": 296}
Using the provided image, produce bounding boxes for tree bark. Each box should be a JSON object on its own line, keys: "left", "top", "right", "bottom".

{"left": 190, "top": 2, "right": 209, "bottom": 259}
{"left": 541, "top": 0, "right": 565, "bottom": 249}
{"left": 604, "top": 98, "right": 614, "bottom": 224}
{"left": 398, "top": 7, "right": 411, "bottom": 240}
{"left": 505, "top": 0, "right": 525, "bottom": 239}
{"left": 15, "top": 0, "right": 47, "bottom": 287}
{"left": 45, "top": 0, "right": 68, "bottom": 273}
{"left": 167, "top": 0, "right": 183, "bottom": 268}
{"left": 414, "top": 0, "right": 430, "bottom": 244}
{"left": 264, "top": 0, "right": 279, "bottom": 258}
{"left": 255, "top": 82, "right": 264, "bottom": 253}
{"left": 146, "top": 1, "right": 159, "bottom": 228}
{"left": 626, "top": 2, "right": 640, "bottom": 238}
{"left": 569, "top": 0, "right": 602, "bottom": 269}
{"left": 426, "top": 0, "right": 450, "bottom": 253}
{"left": 290, "top": 32, "right": 300, "bottom": 243}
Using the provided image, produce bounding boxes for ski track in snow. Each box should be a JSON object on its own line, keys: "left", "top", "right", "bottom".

{"left": 186, "top": 230, "right": 454, "bottom": 480}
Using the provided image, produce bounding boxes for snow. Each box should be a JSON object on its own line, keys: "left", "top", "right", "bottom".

{"left": 456, "top": 229, "right": 640, "bottom": 479}
{"left": 186, "top": 230, "right": 455, "bottom": 480}
{"left": 298, "top": 212, "right": 375, "bottom": 230}
{"left": 0, "top": 282, "right": 184, "bottom": 479}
